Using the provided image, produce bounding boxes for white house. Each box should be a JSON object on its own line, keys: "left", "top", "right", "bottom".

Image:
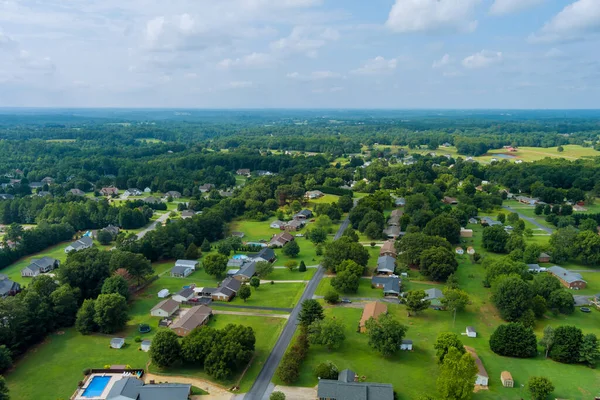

{"left": 466, "top": 326, "right": 477, "bottom": 338}
{"left": 466, "top": 347, "right": 489, "bottom": 387}
{"left": 150, "top": 298, "right": 180, "bottom": 318}
{"left": 172, "top": 288, "right": 195, "bottom": 303}
{"left": 270, "top": 220, "right": 285, "bottom": 229}
{"left": 144, "top": 187, "right": 152, "bottom": 193}
{"left": 141, "top": 340, "right": 151, "bottom": 352}
{"left": 400, "top": 339, "right": 413, "bottom": 351}
{"left": 64, "top": 236, "right": 94, "bottom": 253}
{"left": 175, "top": 260, "right": 198, "bottom": 269}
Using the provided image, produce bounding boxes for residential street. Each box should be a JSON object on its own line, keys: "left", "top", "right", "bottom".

{"left": 136, "top": 212, "right": 170, "bottom": 239}
{"left": 501, "top": 205, "right": 554, "bottom": 234}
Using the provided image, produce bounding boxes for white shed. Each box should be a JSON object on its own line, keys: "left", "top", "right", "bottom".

{"left": 400, "top": 339, "right": 413, "bottom": 351}
{"left": 110, "top": 338, "right": 125, "bottom": 349}
{"left": 158, "top": 289, "right": 170, "bottom": 298}
{"left": 466, "top": 326, "right": 477, "bottom": 338}
{"left": 141, "top": 340, "right": 151, "bottom": 352}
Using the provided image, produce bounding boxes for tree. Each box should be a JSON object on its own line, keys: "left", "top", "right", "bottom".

{"left": 539, "top": 325, "right": 555, "bottom": 358}
{"left": 364, "top": 222, "right": 382, "bottom": 240}
{"left": 342, "top": 227, "right": 359, "bottom": 242}
{"left": 298, "top": 260, "right": 307, "bottom": 272}
{"left": 150, "top": 330, "right": 181, "bottom": 368}
{"left": 314, "top": 361, "right": 339, "bottom": 379}
{"left": 307, "top": 227, "right": 328, "bottom": 244}
{"left": 181, "top": 326, "right": 217, "bottom": 365}
{"left": 549, "top": 226, "right": 578, "bottom": 263}
{"left": 482, "top": 225, "right": 509, "bottom": 253}
{"left": 331, "top": 269, "right": 361, "bottom": 293}
{"left": 574, "top": 230, "right": 600, "bottom": 265}
{"left": 338, "top": 195, "right": 353, "bottom": 213}
{"left": 420, "top": 247, "right": 458, "bottom": 282}
{"left": 531, "top": 295, "right": 547, "bottom": 318}
{"left": 441, "top": 288, "right": 469, "bottom": 326}
{"left": 548, "top": 289, "right": 574, "bottom": 314}
{"left": 308, "top": 318, "right": 346, "bottom": 351}
{"left": 238, "top": 285, "right": 251, "bottom": 302}
{"left": 492, "top": 275, "right": 533, "bottom": 322}
{"left": 185, "top": 243, "right": 199, "bottom": 259}
{"left": 282, "top": 240, "right": 300, "bottom": 257}
{"left": 505, "top": 234, "right": 525, "bottom": 253}
{"left": 324, "top": 290, "right": 339, "bottom": 304}
{"left": 532, "top": 273, "right": 562, "bottom": 300}
{"left": 201, "top": 238, "right": 211, "bottom": 252}
{"left": 497, "top": 212, "right": 506, "bottom": 223}
{"left": 0, "top": 376, "right": 9, "bottom": 400}
{"left": 434, "top": 333, "right": 465, "bottom": 364}
{"left": 285, "top": 260, "right": 298, "bottom": 272}
{"left": 405, "top": 290, "right": 430, "bottom": 316}
{"left": 483, "top": 258, "right": 528, "bottom": 287}
{"left": 217, "top": 242, "right": 232, "bottom": 257}
{"left": 579, "top": 333, "right": 600, "bottom": 367}
{"left": 528, "top": 376, "right": 555, "bottom": 400}
{"left": 270, "top": 391, "right": 286, "bottom": 400}
{"left": 489, "top": 323, "right": 537, "bottom": 358}
{"left": 365, "top": 314, "right": 408, "bottom": 356}
{"left": 101, "top": 275, "right": 130, "bottom": 300}
{"left": 75, "top": 299, "right": 97, "bottom": 335}
{"left": 255, "top": 261, "right": 274, "bottom": 278}
{"left": 50, "top": 284, "right": 79, "bottom": 327}
{"left": 397, "top": 233, "right": 451, "bottom": 267}
{"left": 436, "top": 347, "right": 477, "bottom": 400}
{"left": 204, "top": 253, "right": 228, "bottom": 278}
{"left": 97, "top": 230, "right": 113, "bottom": 245}
{"left": 322, "top": 237, "right": 369, "bottom": 272}
{"left": 424, "top": 215, "right": 461, "bottom": 244}
{"left": 0, "top": 346, "right": 12, "bottom": 373}
{"left": 550, "top": 325, "right": 583, "bottom": 364}
{"left": 93, "top": 294, "right": 128, "bottom": 334}
{"left": 249, "top": 276, "right": 260, "bottom": 290}
{"left": 298, "top": 299, "right": 324, "bottom": 326}
{"left": 110, "top": 251, "right": 153, "bottom": 286}
{"left": 446, "top": 273, "right": 459, "bottom": 289}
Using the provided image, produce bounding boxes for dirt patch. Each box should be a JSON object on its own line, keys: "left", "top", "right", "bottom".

{"left": 56, "top": 331, "right": 65, "bottom": 335}
{"left": 473, "top": 385, "right": 489, "bottom": 393}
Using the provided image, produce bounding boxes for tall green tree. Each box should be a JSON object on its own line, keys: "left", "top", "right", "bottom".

{"left": 238, "top": 285, "right": 251, "bottom": 302}
{"left": 441, "top": 288, "right": 469, "bottom": 326}
{"left": 203, "top": 253, "right": 228, "bottom": 278}
{"left": 492, "top": 274, "right": 533, "bottom": 322}
{"left": 420, "top": 247, "right": 458, "bottom": 282}
{"left": 489, "top": 323, "right": 537, "bottom": 358}
{"left": 434, "top": 333, "right": 465, "bottom": 364}
{"left": 365, "top": 314, "right": 408, "bottom": 357}
{"left": 282, "top": 240, "right": 300, "bottom": 257}
{"left": 0, "top": 376, "right": 9, "bottom": 400}
{"left": 424, "top": 215, "right": 461, "bottom": 244}
{"left": 578, "top": 333, "right": 600, "bottom": 367}
{"left": 50, "top": 284, "right": 79, "bottom": 327}
{"left": 93, "top": 293, "right": 128, "bottom": 334}
{"left": 298, "top": 299, "right": 324, "bottom": 327}
{"left": 550, "top": 325, "right": 583, "bottom": 364}
{"left": 150, "top": 330, "right": 181, "bottom": 368}
{"left": 308, "top": 318, "right": 346, "bottom": 351}
{"left": 482, "top": 225, "right": 509, "bottom": 253}
{"left": 75, "top": 299, "right": 97, "bottom": 335}
{"left": 405, "top": 290, "right": 430, "bottom": 316}
{"left": 436, "top": 347, "right": 477, "bottom": 400}
{"left": 528, "top": 377, "right": 555, "bottom": 400}
{"left": 0, "top": 346, "right": 12, "bottom": 373}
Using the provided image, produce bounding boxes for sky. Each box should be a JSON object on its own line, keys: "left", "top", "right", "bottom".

{"left": 0, "top": 0, "right": 599, "bottom": 109}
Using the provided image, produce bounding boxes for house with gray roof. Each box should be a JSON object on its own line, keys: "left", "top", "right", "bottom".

{"left": 172, "top": 288, "right": 195, "bottom": 302}
{"left": 480, "top": 216, "right": 502, "bottom": 227}
{"left": 170, "top": 266, "right": 194, "bottom": 278}
{"left": 376, "top": 255, "right": 396, "bottom": 275}
{"left": 371, "top": 276, "right": 401, "bottom": 297}
{"left": 175, "top": 260, "right": 198, "bottom": 269}
{"left": 424, "top": 288, "right": 445, "bottom": 307}
{"left": 548, "top": 266, "right": 587, "bottom": 289}
{"left": 64, "top": 236, "right": 93, "bottom": 253}
{"left": 21, "top": 256, "right": 60, "bottom": 277}
{"left": 0, "top": 274, "right": 21, "bottom": 297}
{"left": 233, "top": 261, "right": 256, "bottom": 282}
{"left": 105, "top": 377, "right": 190, "bottom": 400}
{"left": 317, "top": 369, "right": 394, "bottom": 400}
{"left": 252, "top": 247, "right": 276, "bottom": 263}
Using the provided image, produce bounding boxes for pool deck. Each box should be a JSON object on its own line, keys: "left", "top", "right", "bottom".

{"left": 72, "top": 373, "right": 122, "bottom": 400}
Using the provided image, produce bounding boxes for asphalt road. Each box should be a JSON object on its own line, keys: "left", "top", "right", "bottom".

{"left": 501, "top": 205, "right": 554, "bottom": 234}
{"left": 245, "top": 214, "right": 351, "bottom": 400}
{"left": 136, "top": 212, "right": 170, "bottom": 239}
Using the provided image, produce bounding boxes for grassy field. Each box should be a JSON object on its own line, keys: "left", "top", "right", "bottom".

{"left": 229, "top": 282, "right": 305, "bottom": 309}
{"left": 264, "top": 267, "right": 317, "bottom": 281}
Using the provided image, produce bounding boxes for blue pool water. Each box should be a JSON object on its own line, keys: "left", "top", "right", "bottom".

{"left": 82, "top": 376, "right": 111, "bottom": 397}
{"left": 232, "top": 255, "right": 248, "bottom": 260}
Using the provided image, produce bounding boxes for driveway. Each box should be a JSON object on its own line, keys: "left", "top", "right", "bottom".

{"left": 501, "top": 205, "right": 554, "bottom": 234}
{"left": 137, "top": 212, "right": 170, "bottom": 239}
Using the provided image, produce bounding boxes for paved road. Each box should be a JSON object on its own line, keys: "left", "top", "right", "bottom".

{"left": 137, "top": 212, "right": 170, "bottom": 239}
{"left": 246, "top": 213, "right": 351, "bottom": 400}
{"left": 501, "top": 205, "right": 554, "bottom": 234}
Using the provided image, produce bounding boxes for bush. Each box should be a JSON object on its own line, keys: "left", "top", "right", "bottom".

{"left": 324, "top": 290, "right": 340, "bottom": 304}
{"left": 314, "top": 361, "right": 339, "bottom": 379}
{"left": 270, "top": 391, "right": 286, "bottom": 400}
{"left": 134, "top": 336, "right": 142, "bottom": 343}
{"left": 489, "top": 323, "right": 537, "bottom": 358}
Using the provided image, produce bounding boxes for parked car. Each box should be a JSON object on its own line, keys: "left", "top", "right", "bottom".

{"left": 341, "top": 298, "right": 352, "bottom": 304}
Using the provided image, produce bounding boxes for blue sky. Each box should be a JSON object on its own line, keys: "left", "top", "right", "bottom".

{"left": 0, "top": 0, "right": 599, "bottom": 108}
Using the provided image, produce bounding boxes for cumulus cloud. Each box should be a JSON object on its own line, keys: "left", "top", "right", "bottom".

{"left": 270, "top": 26, "right": 339, "bottom": 57}
{"left": 530, "top": 0, "right": 600, "bottom": 43}
{"left": 217, "top": 52, "right": 277, "bottom": 69}
{"left": 351, "top": 56, "right": 397, "bottom": 75}
{"left": 432, "top": 54, "right": 452, "bottom": 69}
{"left": 462, "top": 50, "right": 503, "bottom": 69}
{"left": 489, "top": 0, "right": 544, "bottom": 16}
{"left": 286, "top": 70, "right": 342, "bottom": 80}
{"left": 386, "top": 0, "right": 480, "bottom": 34}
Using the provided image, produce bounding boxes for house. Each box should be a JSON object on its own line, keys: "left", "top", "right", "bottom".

{"left": 284, "top": 219, "right": 304, "bottom": 232}
{"left": 538, "top": 252, "right": 551, "bottom": 263}
{"left": 0, "top": 275, "right": 21, "bottom": 297}
{"left": 29, "top": 182, "right": 44, "bottom": 189}
{"left": 233, "top": 262, "right": 256, "bottom": 282}
{"left": 466, "top": 326, "right": 477, "bottom": 338}
{"left": 236, "top": 169, "right": 251, "bottom": 176}
{"left": 379, "top": 240, "right": 397, "bottom": 257}
{"left": 36, "top": 191, "right": 51, "bottom": 198}
{"left": 371, "top": 276, "right": 401, "bottom": 297}
{"left": 516, "top": 195, "right": 538, "bottom": 205}
{"left": 170, "top": 265, "right": 193, "bottom": 278}
{"left": 465, "top": 346, "right": 489, "bottom": 386}
{"left": 443, "top": 196, "right": 458, "bottom": 205}
{"left": 480, "top": 216, "right": 502, "bottom": 227}
{"left": 573, "top": 204, "right": 588, "bottom": 212}
{"left": 387, "top": 209, "right": 402, "bottom": 226}
{"left": 41, "top": 177, "right": 55, "bottom": 185}
{"left": 383, "top": 225, "right": 401, "bottom": 239}
{"left": 100, "top": 186, "right": 119, "bottom": 196}
{"left": 64, "top": 236, "right": 94, "bottom": 253}
{"left": 455, "top": 247, "right": 464, "bottom": 255}
{"left": 270, "top": 220, "right": 286, "bottom": 229}
{"left": 98, "top": 377, "right": 190, "bottom": 400}
{"left": 199, "top": 183, "right": 215, "bottom": 193}
{"left": 501, "top": 371, "right": 514, "bottom": 388}
{"left": 359, "top": 302, "right": 388, "bottom": 333}
{"left": 143, "top": 196, "right": 161, "bottom": 204}
{"left": 527, "top": 264, "right": 545, "bottom": 273}
{"left": 144, "top": 187, "right": 152, "bottom": 193}
{"left": 150, "top": 298, "right": 180, "bottom": 318}
{"left": 171, "top": 305, "right": 212, "bottom": 336}
{"left": 69, "top": 188, "right": 86, "bottom": 196}
{"left": 270, "top": 232, "right": 294, "bottom": 248}
{"left": 172, "top": 287, "right": 195, "bottom": 302}
{"left": 124, "top": 188, "right": 142, "bottom": 196}
{"left": 425, "top": 288, "right": 445, "bottom": 308}
{"left": 157, "top": 289, "right": 170, "bottom": 298}
{"left": 294, "top": 209, "right": 313, "bottom": 220}
{"left": 165, "top": 191, "right": 182, "bottom": 199}
{"left": 395, "top": 197, "right": 406, "bottom": 207}
{"left": 228, "top": 257, "right": 250, "bottom": 268}
{"left": 141, "top": 340, "right": 151, "bottom": 352}
{"left": 0, "top": 194, "right": 14, "bottom": 200}
{"left": 94, "top": 225, "right": 120, "bottom": 240}
{"left": 468, "top": 218, "right": 478, "bottom": 224}
{"left": 211, "top": 278, "right": 242, "bottom": 301}
{"left": 317, "top": 369, "right": 394, "bottom": 400}
{"left": 460, "top": 228, "right": 473, "bottom": 238}
{"left": 400, "top": 339, "right": 413, "bottom": 351}
{"left": 376, "top": 255, "right": 396, "bottom": 275}
{"left": 181, "top": 210, "right": 195, "bottom": 219}
{"left": 253, "top": 247, "right": 276, "bottom": 263}
{"left": 548, "top": 266, "right": 587, "bottom": 289}
{"left": 110, "top": 338, "right": 125, "bottom": 349}
{"left": 175, "top": 259, "right": 198, "bottom": 269}
{"left": 467, "top": 247, "right": 476, "bottom": 255}
{"left": 21, "top": 257, "right": 60, "bottom": 277}
{"left": 304, "top": 190, "right": 324, "bottom": 200}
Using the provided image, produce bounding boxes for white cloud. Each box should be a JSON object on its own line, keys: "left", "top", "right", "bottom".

{"left": 287, "top": 70, "right": 341, "bottom": 80}
{"left": 530, "top": 0, "right": 600, "bottom": 43}
{"left": 217, "top": 52, "right": 277, "bottom": 69}
{"left": 386, "top": 0, "right": 480, "bottom": 34}
{"left": 0, "top": 31, "right": 18, "bottom": 50}
{"left": 462, "top": 50, "right": 503, "bottom": 69}
{"left": 145, "top": 17, "right": 165, "bottom": 45}
{"left": 227, "top": 81, "right": 254, "bottom": 88}
{"left": 489, "top": 0, "right": 544, "bottom": 16}
{"left": 351, "top": 56, "right": 397, "bottom": 75}
{"left": 432, "top": 54, "right": 452, "bottom": 69}
{"left": 270, "top": 26, "right": 339, "bottom": 57}
{"left": 545, "top": 48, "right": 564, "bottom": 58}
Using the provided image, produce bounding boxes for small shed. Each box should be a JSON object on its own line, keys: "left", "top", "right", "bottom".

{"left": 110, "top": 338, "right": 125, "bottom": 349}
{"left": 141, "top": 340, "right": 151, "bottom": 352}
{"left": 466, "top": 326, "right": 477, "bottom": 338}
{"left": 501, "top": 371, "right": 514, "bottom": 388}
{"left": 460, "top": 228, "right": 473, "bottom": 238}
{"left": 455, "top": 247, "right": 464, "bottom": 255}
{"left": 467, "top": 247, "right": 475, "bottom": 255}
{"left": 400, "top": 339, "right": 413, "bottom": 351}
{"left": 158, "top": 289, "right": 170, "bottom": 298}
{"left": 538, "top": 252, "right": 551, "bottom": 263}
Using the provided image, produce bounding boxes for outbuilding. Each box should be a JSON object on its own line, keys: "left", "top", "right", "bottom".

{"left": 141, "top": 340, "right": 151, "bottom": 352}
{"left": 110, "top": 338, "right": 125, "bottom": 349}
{"left": 400, "top": 339, "right": 413, "bottom": 351}
{"left": 501, "top": 371, "right": 514, "bottom": 388}
{"left": 466, "top": 326, "right": 477, "bottom": 338}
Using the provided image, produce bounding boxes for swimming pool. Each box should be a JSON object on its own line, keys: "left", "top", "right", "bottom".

{"left": 232, "top": 255, "right": 248, "bottom": 260}
{"left": 82, "top": 376, "right": 111, "bottom": 397}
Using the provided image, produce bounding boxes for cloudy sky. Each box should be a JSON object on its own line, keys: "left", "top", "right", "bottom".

{"left": 0, "top": 0, "right": 599, "bottom": 108}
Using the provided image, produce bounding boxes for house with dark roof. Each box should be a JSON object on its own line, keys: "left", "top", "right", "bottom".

{"left": 376, "top": 255, "right": 396, "bottom": 275}
{"left": 124, "top": 188, "right": 142, "bottom": 196}
{"left": 538, "top": 252, "right": 551, "bottom": 263}
{"left": 233, "top": 261, "right": 256, "bottom": 282}
{"left": 170, "top": 265, "right": 194, "bottom": 278}
{"left": 172, "top": 288, "right": 195, "bottom": 302}
{"left": 0, "top": 275, "right": 21, "bottom": 297}
{"left": 387, "top": 209, "right": 402, "bottom": 226}
{"left": 317, "top": 369, "right": 394, "bottom": 400}
{"left": 253, "top": 247, "right": 276, "bottom": 263}
{"left": 294, "top": 209, "right": 313, "bottom": 220}
{"left": 164, "top": 191, "right": 182, "bottom": 199}
{"left": 104, "top": 377, "right": 190, "bottom": 400}
{"left": 21, "top": 257, "right": 59, "bottom": 277}
{"left": 443, "top": 196, "right": 458, "bottom": 205}
{"left": 304, "top": 190, "right": 324, "bottom": 200}
{"left": 181, "top": 210, "right": 196, "bottom": 219}
{"left": 548, "top": 266, "right": 587, "bottom": 289}
{"left": 171, "top": 305, "right": 212, "bottom": 336}
{"left": 29, "top": 182, "right": 43, "bottom": 189}
{"left": 142, "top": 196, "right": 161, "bottom": 204}
{"left": 65, "top": 236, "right": 93, "bottom": 253}
{"left": 371, "top": 276, "right": 401, "bottom": 297}
{"left": 465, "top": 346, "right": 489, "bottom": 386}
{"left": 93, "top": 225, "right": 120, "bottom": 240}
{"left": 70, "top": 188, "right": 86, "bottom": 196}
{"left": 270, "top": 232, "right": 294, "bottom": 248}
{"left": 284, "top": 219, "right": 304, "bottom": 231}
{"left": 100, "top": 186, "right": 119, "bottom": 196}
{"left": 211, "top": 277, "right": 242, "bottom": 301}
{"left": 199, "top": 183, "right": 215, "bottom": 193}
{"left": 383, "top": 225, "right": 401, "bottom": 239}
{"left": 424, "top": 288, "right": 445, "bottom": 308}
{"left": 480, "top": 216, "right": 502, "bottom": 227}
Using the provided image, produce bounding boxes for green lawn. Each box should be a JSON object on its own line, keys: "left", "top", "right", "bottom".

{"left": 315, "top": 278, "right": 379, "bottom": 298}
{"left": 229, "top": 282, "right": 306, "bottom": 309}
{"left": 264, "top": 267, "right": 316, "bottom": 281}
